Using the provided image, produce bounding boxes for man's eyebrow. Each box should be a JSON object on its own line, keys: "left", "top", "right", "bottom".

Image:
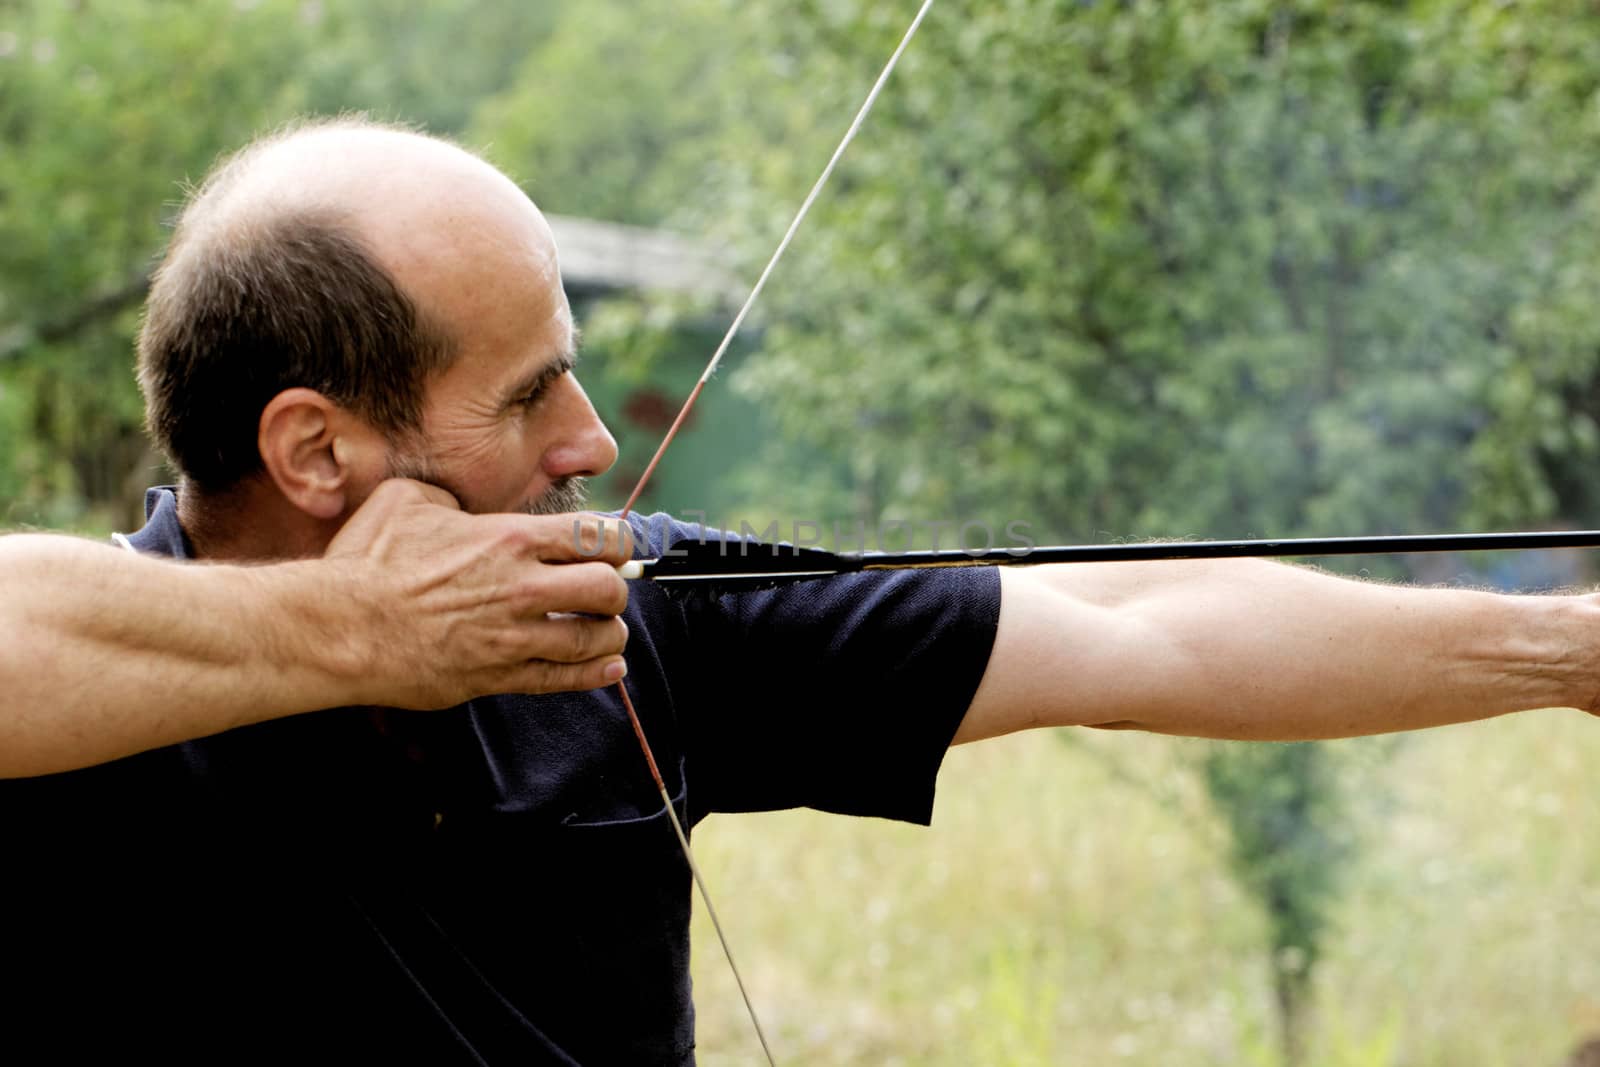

{"left": 501, "top": 341, "right": 578, "bottom": 408}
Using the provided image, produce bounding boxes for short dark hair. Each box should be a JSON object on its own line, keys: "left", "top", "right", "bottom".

{"left": 137, "top": 126, "right": 453, "bottom": 493}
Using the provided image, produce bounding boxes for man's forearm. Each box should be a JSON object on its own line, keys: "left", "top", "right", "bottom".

{"left": 0, "top": 534, "right": 379, "bottom": 776}
{"left": 1103, "top": 560, "right": 1597, "bottom": 739}
{"left": 0, "top": 487, "right": 635, "bottom": 778}
{"left": 961, "top": 559, "right": 1600, "bottom": 744}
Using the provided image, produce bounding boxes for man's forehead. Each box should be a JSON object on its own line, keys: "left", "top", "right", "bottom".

{"left": 222, "top": 127, "right": 558, "bottom": 280}
{"left": 434, "top": 276, "right": 576, "bottom": 390}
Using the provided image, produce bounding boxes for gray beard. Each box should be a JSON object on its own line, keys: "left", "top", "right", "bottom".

{"left": 385, "top": 450, "right": 590, "bottom": 516}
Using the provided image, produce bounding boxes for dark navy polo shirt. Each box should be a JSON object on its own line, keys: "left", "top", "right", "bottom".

{"left": 3, "top": 487, "right": 1000, "bottom": 1065}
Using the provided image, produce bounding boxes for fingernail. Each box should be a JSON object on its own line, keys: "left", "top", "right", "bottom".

{"left": 604, "top": 659, "right": 628, "bottom": 682}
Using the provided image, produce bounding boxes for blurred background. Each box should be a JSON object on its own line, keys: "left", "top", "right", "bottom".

{"left": 3, "top": 1, "right": 1598, "bottom": 1063}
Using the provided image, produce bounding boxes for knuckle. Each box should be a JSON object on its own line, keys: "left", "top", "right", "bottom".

{"left": 482, "top": 627, "right": 526, "bottom": 664}
{"left": 521, "top": 659, "right": 595, "bottom": 696}
{"left": 532, "top": 514, "right": 597, "bottom": 559}
{"left": 549, "top": 563, "right": 628, "bottom": 615}
{"left": 596, "top": 617, "right": 629, "bottom": 657}
{"left": 494, "top": 518, "right": 541, "bottom": 555}
{"left": 562, "top": 619, "right": 602, "bottom": 662}
{"left": 596, "top": 517, "right": 635, "bottom": 562}
{"left": 591, "top": 565, "right": 631, "bottom": 613}
{"left": 509, "top": 572, "right": 551, "bottom": 609}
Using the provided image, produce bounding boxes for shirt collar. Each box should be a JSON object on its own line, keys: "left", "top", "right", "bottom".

{"left": 125, "top": 485, "right": 192, "bottom": 560}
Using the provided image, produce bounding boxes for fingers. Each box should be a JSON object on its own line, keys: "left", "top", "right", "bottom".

{"left": 379, "top": 478, "right": 462, "bottom": 511}
{"left": 513, "top": 559, "right": 630, "bottom": 618}
{"left": 498, "top": 655, "right": 629, "bottom": 697}
{"left": 518, "top": 613, "right": 629, "bottom": 665}
{"left": 326, "top": 486, "right": 647, "bottom": 706}
{"left": 354, "top": 477, "right": 463, "bottom": 514}
{"left": 326, "top": 479, "right": 461, "bottom": 562}
{"left": 502, "top": 513, "right": 636, "bottom": 568}
{"left": 474, "top": 615, "right": 631, "bottom": 698}
{"left": 350, "top": 481, "right": 633, "bottom": 566}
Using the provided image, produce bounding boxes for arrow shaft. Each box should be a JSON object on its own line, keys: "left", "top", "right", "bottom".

{"left": 854, "top": 529, "right": 1600, "bottom": 568}
{"left": 632, "top": 529, "right": 1600, "bottom": 586}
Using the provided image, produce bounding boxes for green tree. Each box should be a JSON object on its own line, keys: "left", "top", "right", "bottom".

{"left": 0, "top": 0, "right": 556, "bottom": 529}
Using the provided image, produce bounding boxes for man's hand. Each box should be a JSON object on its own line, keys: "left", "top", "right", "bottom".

{"left": 324, "top": 479, "right": 635, "bottom": 708}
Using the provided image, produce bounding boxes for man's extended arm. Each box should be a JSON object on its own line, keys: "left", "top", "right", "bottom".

{"left": 0, "top": 480, "right": 631, "bottom": 777}
{"left": 955, "top": 558, "right": 1600, "bottom": 744}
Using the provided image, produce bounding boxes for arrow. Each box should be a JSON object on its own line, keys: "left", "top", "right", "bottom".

{"left": 618, "top": 528, "right": 1600, "bottom": 595}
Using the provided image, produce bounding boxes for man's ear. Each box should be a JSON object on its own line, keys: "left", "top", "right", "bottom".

{"left": 257, "top": 388, "right": 388, "bottom": 520}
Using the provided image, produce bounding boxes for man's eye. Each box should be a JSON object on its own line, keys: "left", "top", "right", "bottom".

{"left": 510, "top": 364, "right": 572, "bottom": 411}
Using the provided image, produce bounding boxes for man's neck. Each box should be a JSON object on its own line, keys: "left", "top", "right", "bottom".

{"left": 176, "top": 479, "right": 329, "bottom": 562}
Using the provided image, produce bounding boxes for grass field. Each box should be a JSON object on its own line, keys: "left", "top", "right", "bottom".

{"left": 687, "top": 711, "right": 1600, "bottom": 1066}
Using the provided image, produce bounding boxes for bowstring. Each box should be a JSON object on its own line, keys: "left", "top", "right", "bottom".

{"left": 619, "top": 0, "right": 939, "bottom": 517}
{"left": 611, "top": 3, "right": 939, "bottom": 1063}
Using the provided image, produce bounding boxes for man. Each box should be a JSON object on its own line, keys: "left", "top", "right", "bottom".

{"left": 0, "top": 480, "right": 630, "bottom": 777}
{"left": 6, "top": 117, "right": 1595, "bottom": 1064}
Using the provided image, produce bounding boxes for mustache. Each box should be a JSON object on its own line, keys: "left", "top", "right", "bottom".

{"left": 524, "top": 476, "right": 589, "bottom": 516}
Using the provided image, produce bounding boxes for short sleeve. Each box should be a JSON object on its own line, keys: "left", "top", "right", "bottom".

{"left": 670, "top": 551, "right": 1001, "bottom": 825}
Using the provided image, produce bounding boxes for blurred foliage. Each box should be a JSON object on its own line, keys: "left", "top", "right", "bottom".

{"left": 469, "top": 0, "right": 749, "bottom": 227}
{"left": 5, "top": 2, "right": 1600, "bottom": 1061}
{"left": 721, "top": 0, "right": 1600, "bottom": 546}
{"left": 0, "top": 0, "right": 556, "bottom": 529}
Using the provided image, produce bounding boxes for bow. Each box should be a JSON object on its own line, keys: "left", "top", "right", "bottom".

{"left": 606, "top": 3, "right": 938, "bottom": 1062}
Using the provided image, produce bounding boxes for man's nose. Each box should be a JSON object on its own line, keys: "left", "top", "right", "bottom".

{"left": 543, "top": 375, "right": 619, "bottom": 479}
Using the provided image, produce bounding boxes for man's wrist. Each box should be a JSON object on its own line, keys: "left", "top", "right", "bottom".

{"left": 1550, "top": 593, "right": 1600, "bottom": 715}
{"left": 249, "top": 559, "right": 384, "bottom": 713}
{"left": 1484, "top": 592, "right": 1600, "bottom": 718}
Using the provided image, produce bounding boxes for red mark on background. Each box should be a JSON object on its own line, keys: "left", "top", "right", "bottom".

{"left": 622, "top": 388, "right": 696, "bottom": 434}
{"left": 609, "top": 463, "right": 645, "bottom": 494}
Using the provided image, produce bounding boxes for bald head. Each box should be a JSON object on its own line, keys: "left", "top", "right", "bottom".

{"left": 207, "top": 122, "right": 563, "bottom": 335}
{"left": 137, "top": 118, "right": 567, "bottom": 494}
